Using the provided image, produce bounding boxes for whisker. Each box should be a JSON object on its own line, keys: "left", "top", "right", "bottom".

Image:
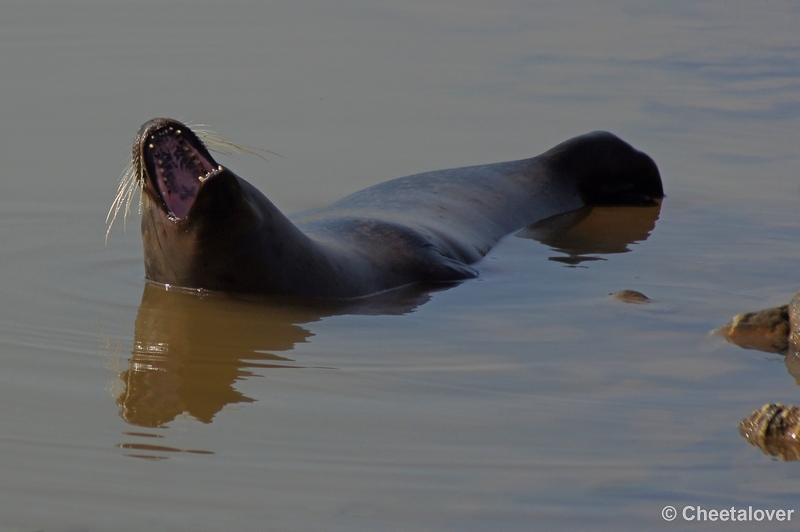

{"left": 105, "top": 161, "right": 141, "bottom": 245}
{"left": 189, "top": 122, "right": 280, "bottom": 161}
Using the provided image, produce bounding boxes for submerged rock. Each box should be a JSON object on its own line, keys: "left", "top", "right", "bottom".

{"left": 609, "top": 289, "right": 650, "bottom": 304}
{"left": 718, "top": 305, "right": 789, "bottom": 354}
{"left": 721, "top": 293, "right": 800, "bottom": 460}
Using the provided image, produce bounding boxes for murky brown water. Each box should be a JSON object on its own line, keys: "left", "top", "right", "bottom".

{"left": 1, "top": 2, "right": 799, "bottom": 531}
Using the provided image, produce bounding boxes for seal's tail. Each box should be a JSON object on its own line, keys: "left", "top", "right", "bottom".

{"left": 543, "top": 131, "right": 664, "bottom": 206}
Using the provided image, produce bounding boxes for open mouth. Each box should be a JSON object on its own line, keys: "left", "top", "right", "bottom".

{"left": 140, "top": 120, "right": 222, "bottom": 220}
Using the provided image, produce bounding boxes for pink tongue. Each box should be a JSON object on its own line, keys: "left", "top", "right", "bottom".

{"left": 149, "top": 135, "right": 215, "bottom": 219}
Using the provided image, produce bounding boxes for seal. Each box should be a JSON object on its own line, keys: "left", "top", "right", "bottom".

{"left": 112, "top": 118, "right": 663, "bottom": 298}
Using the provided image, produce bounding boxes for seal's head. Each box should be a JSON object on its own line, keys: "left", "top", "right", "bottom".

{"left": 107, "top": 118, "right": 269, "bottom": 290}
{"left": 133, "top": 119, "right": 244, "bottom": 289}
{"left": 111, "top": 119, "right": 298, "bottom": 293}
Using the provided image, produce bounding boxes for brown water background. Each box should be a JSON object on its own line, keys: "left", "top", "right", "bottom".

{"left": 1, "top": 2, "right": 799, "bottom": 531}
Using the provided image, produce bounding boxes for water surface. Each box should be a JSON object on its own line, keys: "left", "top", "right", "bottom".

{"left": 1, "top": 2, "right": 799, "bottom": 531}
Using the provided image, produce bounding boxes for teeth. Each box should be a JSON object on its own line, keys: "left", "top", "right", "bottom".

{"left": 198, "top": 166, "right": 221, "bottom": 183}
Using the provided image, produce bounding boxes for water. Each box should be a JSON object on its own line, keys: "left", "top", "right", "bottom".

{"left": 1, "top": 2, "right": 799, "bottom": 531}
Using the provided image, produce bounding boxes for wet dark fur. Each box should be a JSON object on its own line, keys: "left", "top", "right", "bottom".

{"left": 131, "top": 118, "right": 663, "bottom": 298}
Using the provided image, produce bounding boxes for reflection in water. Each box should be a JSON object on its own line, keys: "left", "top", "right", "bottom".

{"left": 116, "top": 204, "right": 663, "bottom": 433}
{"left": 519, "top": 203, "right": 662, "bottom": 265}
{"left": 739, "top": 402, "right": 800, "bottom": 461}
{"left": 117, "top": 282, "right": 441, "bottom": 428}
{"left": 119, "top": 285, "right": 305, "bottom": 428}
{"left": 117, "top": 442, "right": 215, "bottom": 461}
{"left": 785, "top": 349, "right": 800, "bottom": 386}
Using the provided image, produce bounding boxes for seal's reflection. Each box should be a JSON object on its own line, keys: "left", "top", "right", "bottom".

{"left": 118, "top": 282, "right": 440, "bottom": 427}
{"left": 518, "top": 203, "right": 662, "bottom": 265}
{"left": 118, "top": 204, "right": 662, "bottom": 428}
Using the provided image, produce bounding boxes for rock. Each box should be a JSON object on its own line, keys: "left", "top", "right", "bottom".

{"left": 609, "top": 289, "right": 650, "bottom": 304}
{"left": 740, "top": 403, "right": 800, "bottom": 461}
{"left": 718, "top": 305, "right": 789, "bottom": 354}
